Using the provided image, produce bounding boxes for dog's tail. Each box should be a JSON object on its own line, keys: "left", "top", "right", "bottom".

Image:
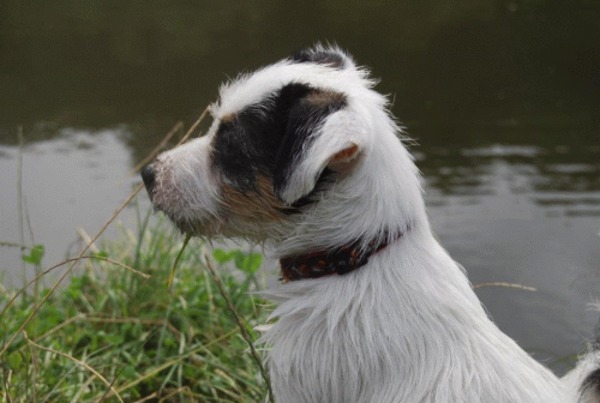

{"left": 562, "top": 309, "right": 600, "bottom": 402}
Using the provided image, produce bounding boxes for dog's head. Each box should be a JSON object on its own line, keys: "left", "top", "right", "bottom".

{"left": 142, "top": 45, "right": 420, "bottom": 246}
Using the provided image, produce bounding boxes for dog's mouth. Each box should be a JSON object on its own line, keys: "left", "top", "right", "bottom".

{"left": 152, "top": 206, "right": 204, "bottom": 237}
{"left": 165, "top": 214, "right": 195, "bottom": 236}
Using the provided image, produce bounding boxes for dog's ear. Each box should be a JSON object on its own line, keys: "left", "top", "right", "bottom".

{"left": 290, "top": 45, "right": 355, "bottom": 70}
{"left": 273, "top": 84, "right": 365, "bottom": 205}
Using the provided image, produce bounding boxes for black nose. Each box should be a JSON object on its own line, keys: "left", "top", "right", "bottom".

{"left": 141, "top": 164, "right": 157, "bottom": 195}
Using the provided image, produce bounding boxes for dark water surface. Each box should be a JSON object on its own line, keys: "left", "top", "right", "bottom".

{"left": 1, "top": 1, "right": 599, "bottom": 373}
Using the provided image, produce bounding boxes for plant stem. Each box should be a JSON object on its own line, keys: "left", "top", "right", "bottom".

{"left": 203, "top": 254, "right": 275, "bottom": 403}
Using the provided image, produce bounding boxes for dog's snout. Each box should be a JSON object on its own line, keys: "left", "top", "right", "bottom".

{"left": 141, "top": 164, "right": 157, "bottom": 195}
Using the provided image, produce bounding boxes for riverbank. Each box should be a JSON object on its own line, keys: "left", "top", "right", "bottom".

{"left": 0, "top": 218, "right": 270, "bottom": 402}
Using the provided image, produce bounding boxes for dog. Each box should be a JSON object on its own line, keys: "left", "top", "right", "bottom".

{"left": 142, "top": 45, "right": 600, "bottom": 402}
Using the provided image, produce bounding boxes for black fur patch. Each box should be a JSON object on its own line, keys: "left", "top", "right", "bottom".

{"left": 272, "top": 89, "right": 347, "bottom": 200}
{"left": 211, "top": 83, "right": 310, "bottom": 191}
{"left": 290, "top": 168, "right": 334, "bottom": 209}
{"left": 581, "top": 367, "right": 600, "bottom": 399}
{"left": 290, "top": 48, "right": 349, "bottom": 69}
{"left": 211, "top": 83, "right": 347, "bottom": 205}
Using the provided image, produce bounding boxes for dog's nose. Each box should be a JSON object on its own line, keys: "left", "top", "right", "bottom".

{"left": 141, "top": 164, "right": 157, "bottom": 195}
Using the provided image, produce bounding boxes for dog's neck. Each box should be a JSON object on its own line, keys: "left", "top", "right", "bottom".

{"left": 263, "top": 228, "right": 567, "bottom": 402}
{"left": 279, "top": 231, "right": 401, "bottom": 282}
{"left": 260, "top": 105, "right": 569, "bottom": 401}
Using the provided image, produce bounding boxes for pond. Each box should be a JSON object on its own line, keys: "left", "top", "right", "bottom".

{"left": 1, "top": 1, "right": 599, "bottom": 374}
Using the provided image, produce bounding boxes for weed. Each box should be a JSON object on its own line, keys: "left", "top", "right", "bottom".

{"left": 1, "top": 218, "right": 271, "bottom": 401}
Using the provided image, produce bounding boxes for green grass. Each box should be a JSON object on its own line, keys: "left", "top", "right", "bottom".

{"left": 0, "top": 217, "right": 272, "bottom": 402}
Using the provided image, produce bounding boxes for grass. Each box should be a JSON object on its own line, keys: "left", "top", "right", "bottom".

{"left": 1, "top": 111, "right": 273, "bottom": 402}
{"left": 1, "top": 216, "right": 272, "bottom": 402}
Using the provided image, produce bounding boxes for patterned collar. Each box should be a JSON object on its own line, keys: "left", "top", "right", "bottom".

{"left": 279, "top": 231, "right": 401, "bottom": 282}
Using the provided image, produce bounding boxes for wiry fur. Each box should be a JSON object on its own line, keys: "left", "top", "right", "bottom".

{"left": 142, "top": 45, "right": 600, "bottom": 402}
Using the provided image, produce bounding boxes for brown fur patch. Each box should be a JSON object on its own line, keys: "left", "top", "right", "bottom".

{"left": 305, "top": 89, "right": 346, "bottom": 108}
{"left": 219, "top": 113, "right": 236, "bottom": 124}
{"left": 220, "top": 175, "right": 289, "bottom": 221}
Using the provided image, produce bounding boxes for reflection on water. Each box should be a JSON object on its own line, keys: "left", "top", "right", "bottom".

{"left": 0, "top": 128, "right": 140, "bottom": 286}
{"left": 0, "top": 1, "right": 599, "bottom": 374}
{"left": 422, "top": 141, "right": 600, "bottom": 373}
{"left": 424, "top": 143, "right": 600, "bottom": 201}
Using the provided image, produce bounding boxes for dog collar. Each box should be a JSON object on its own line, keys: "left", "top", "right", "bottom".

{"left": 279, "top": 231, "right": 400, "bottom": 282}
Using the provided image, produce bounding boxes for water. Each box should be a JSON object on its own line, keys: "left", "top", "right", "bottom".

{"left": 1, "top": 1, "right": 599, "bottom": 373}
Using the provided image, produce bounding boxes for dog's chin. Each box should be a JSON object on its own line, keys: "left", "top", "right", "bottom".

{"left": 172, "top": 219, "right": 198, "bottom": 237}
{"left": 154, "top": 209, "right": 212, "bottom": 238}
{"left": 153, "top": 205, "right": 265, "bottom": 241}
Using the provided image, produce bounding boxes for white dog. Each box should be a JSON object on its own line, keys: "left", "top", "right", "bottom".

{"left": 142, "top": 45, "right": 600, "bottom": 402}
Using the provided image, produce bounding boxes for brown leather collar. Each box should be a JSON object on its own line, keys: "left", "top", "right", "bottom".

{"left": 279, "top": 231, "right": 400, "bottom": 282}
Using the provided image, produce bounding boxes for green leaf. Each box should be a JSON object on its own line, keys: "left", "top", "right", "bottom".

{"left": 212, "top": 248, "right": 233, "bottom": 263}
{"left": 7, "top": 351, "right": 23, "bottom": 370}
{"left": 22, "top": 244, "right": 45, "bottom": 265}
{"left": 121, "top": 365, "right": 137, "bottom": 379}
{"left": 234, "top": 251, "right": 262, "bottom": 274}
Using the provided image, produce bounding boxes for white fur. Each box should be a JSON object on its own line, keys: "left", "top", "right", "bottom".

{"left": 151, "top": 133, "right": 222, "bottom": 230}
{"left": 277, "top": 107, "right": 369, "bottom": 204}
{"left": 263, "top": 233, "right": 570, "bottom": 402}
{"left": 148, "top": 46, "right": 598, "bottom": 402}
